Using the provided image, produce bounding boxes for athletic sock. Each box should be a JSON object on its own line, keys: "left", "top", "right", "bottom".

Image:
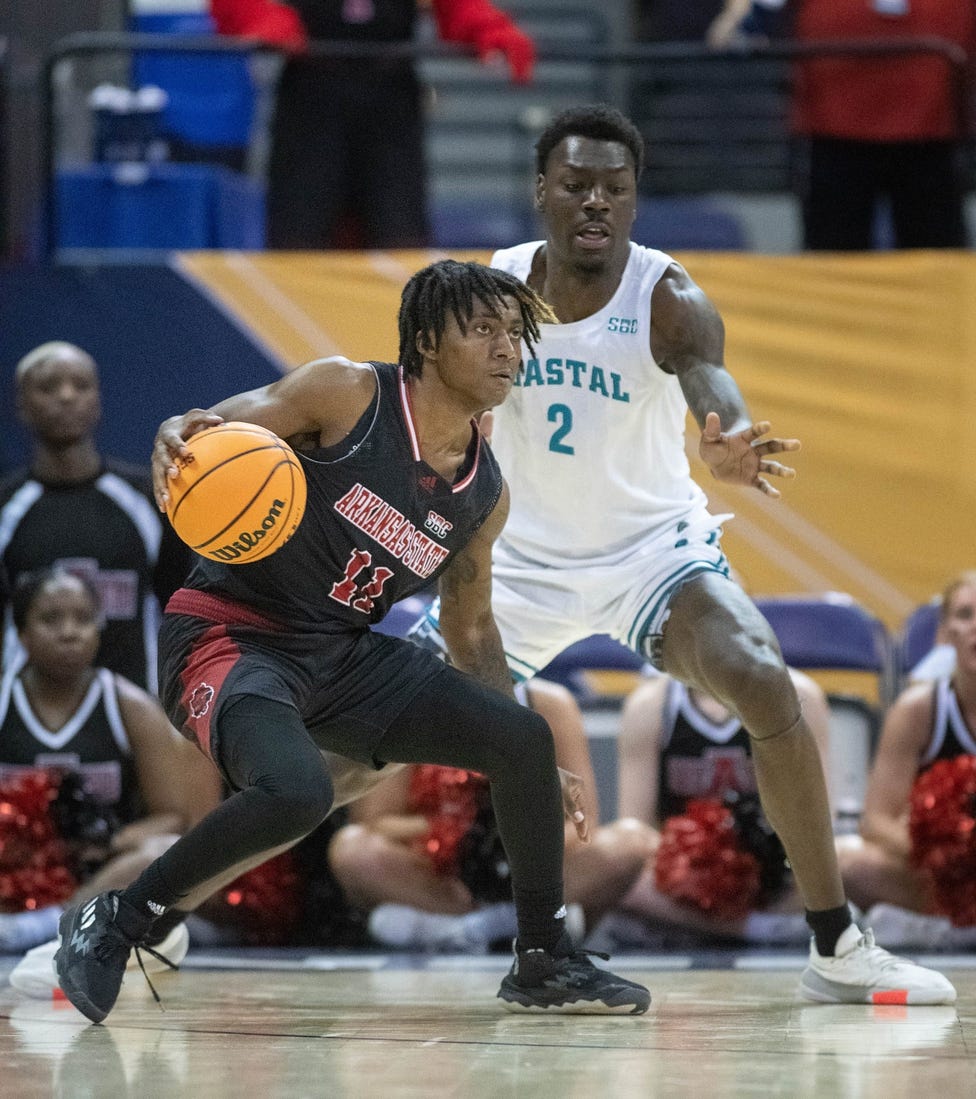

{"left": 145, "top": 906, "right": 188, "bottom": 946}
{"left": 512, "top": 884, "right": 566, "bottom": 952}
{"left": 119, "top": 863, "right": 185, "bottom": 930}
{"left": 806, "top": 903, "right": 854, "bottom": 956}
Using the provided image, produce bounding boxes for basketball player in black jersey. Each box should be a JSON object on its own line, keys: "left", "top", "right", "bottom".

{"left": 54, "top": 259, "right": 651, "bottom": 1023}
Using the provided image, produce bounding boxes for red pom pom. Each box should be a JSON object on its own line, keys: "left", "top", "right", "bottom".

{"left": 0, "top": 770, "right": 78, "bottom": 912}
{"left": 408, "top": 766, "right": 485, "bottom": 877}
{"left": 204, "top": 850, "right": 303, "bottom": 943}
{"left": 654, "top": 798, "right": 761, "bottom": 920}
{"left": 909, "top": 756, "right": 976, "bottom": 926}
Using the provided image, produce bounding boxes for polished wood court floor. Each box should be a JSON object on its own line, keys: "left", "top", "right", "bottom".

{"left": 2, "top": 949, "right": 975, "bottom": 1098}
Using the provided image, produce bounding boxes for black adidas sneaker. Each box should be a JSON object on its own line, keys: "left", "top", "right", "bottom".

{"left": 497, "top": 933, "right": 651, "bottom": 1014}
{"left": 54, "top": 892, "right": 139, "bottom": 1023}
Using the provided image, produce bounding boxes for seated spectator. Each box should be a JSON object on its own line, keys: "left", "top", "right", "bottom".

{"left": 328, "top": 678, "right": 656, "bottom": 951}
{"left": 0, "top": 569, "right": 220, "bottom": 966}
{"left": 839, "top": 570, "right": 976, "bottom": 948}
{"left": 612, "top": 668, "right": 832, "bottom": 944}
{"left": 1, "top": 342, "right": 190, "bottom": 692}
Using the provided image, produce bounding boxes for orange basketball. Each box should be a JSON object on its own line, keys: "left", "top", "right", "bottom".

{"left": 166, "top": 422, "right": 307, "bottom": 564}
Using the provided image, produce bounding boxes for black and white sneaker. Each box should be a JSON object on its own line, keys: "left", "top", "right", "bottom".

{"left": 54, "top": 892, "right": 139, "bottom": 1024}
{"left": 498, "top": 934, "right": 650, "bottom": 1015}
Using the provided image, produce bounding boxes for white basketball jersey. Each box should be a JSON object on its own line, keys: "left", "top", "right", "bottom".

{"left": 490, "top": 241, "right": 709, "bottom": 566}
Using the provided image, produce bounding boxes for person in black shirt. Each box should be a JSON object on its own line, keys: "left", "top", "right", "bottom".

{"left": 0, "top": 343, "right": 190, "bottom": 691}
{"left": 54, "top": 258, "right": 650, "bottom": 1023}
{"left": 211, "top": 0, "right": 536, "bottom": 248}
{"left": 0, "top": 568, "right": 220, "bottom": 962}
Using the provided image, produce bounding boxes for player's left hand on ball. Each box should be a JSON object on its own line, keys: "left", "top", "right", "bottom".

{"left": 699, "top": 411, "right": 800, "bottom": 497}
{"left": 558, "top": 766, "right": 589, "bottom": 842}
{"left": 152, "top": 409, "right": 223, "bottom": 510}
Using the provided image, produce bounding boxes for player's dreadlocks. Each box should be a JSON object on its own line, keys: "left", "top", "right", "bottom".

{"left": 398, "top": 259, "right": 557, "bottom": 378}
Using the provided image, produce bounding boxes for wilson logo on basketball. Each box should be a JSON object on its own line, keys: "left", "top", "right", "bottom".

{"left": 210, "top": 499, "right": 288, "bottom": 561}
{"left": 188, "top": 682, "right": 215, "bottom": 719}
{"left": 165, "top": 422, "right": 307, "bottom": 565}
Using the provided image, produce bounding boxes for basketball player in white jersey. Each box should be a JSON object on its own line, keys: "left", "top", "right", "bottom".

{"left": 412, "top": 104, "right": 954, "bottom": 1004}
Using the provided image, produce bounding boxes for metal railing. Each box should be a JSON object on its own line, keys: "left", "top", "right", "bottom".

{"left": 41, "top": 32, "right": 973, "bottom": 258}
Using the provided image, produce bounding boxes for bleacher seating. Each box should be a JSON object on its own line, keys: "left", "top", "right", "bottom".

{"left": 129, "top": 6, "right": 257, "bottom": 160}
{"left": 56, "top": 163, "right": 264, "bottom": 250}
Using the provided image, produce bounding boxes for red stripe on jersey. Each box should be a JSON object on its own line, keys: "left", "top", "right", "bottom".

{"left": 167, "top": 588, "right": 284, "bottom": 631}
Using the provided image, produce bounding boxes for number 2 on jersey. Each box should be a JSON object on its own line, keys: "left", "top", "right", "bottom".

{"left": 547, "top": 403, "right": 574, "bottom": 455}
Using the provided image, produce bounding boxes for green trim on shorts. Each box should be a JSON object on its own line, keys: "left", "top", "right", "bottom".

{"left": 626, "top": 553, "right": 730, "bottom": 653}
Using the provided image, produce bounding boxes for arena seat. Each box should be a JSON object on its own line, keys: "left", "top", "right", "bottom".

{"left": 55, "top": 163, "right": 265, "bottom": 250}
{"left": 129, "top": 8, "right": 257, "bottom": 162}
{"left": 631, "top": 197, "right": 747, "bottom": 252}
{"left": 370, "top": 594, "right": 435, "bottom": 640}
{"left": 897, "top": 599, "right": 940, "bottom": 683}
{"left": 754, "top": 593, "right": 892, "bottom": 675}
{"left": 538, "top": 634, "right": 647, "bottom": 705}
{"left": 753, "top": 593, "right": 895, "bottom": 831}
{"left": 429, "top": 199, "right": 534, "bottom": 250}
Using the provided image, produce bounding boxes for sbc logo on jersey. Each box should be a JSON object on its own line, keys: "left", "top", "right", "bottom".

{"left": 188, "top": 682, "right": 215, "bottom": 719}
{"left": 424, "top": 511, "right": 453, "bottom": 538}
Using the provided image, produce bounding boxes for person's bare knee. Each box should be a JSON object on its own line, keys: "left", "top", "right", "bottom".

{"left": 661, "top": 575, "right": 799, "bottom": 735}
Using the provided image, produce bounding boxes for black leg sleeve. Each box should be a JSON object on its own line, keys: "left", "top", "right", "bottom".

{"left": 370, "top": 668, "right": 564, "bottom": 897}
{"left": 122, "top": 695, "right": 334, "bottom": 913}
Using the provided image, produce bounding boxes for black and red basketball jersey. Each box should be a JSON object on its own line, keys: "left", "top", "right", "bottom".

{"left": 657, "top": 678, "right": 758, "bottom": 823}
{"left": 919, "top": 677, "right": 976, "bottom": 771}
{"left": 0, "top": 666, "right": 140, "bottom": 824}
{"left": 183, "top": 362, "right": 502, "bottom": 631}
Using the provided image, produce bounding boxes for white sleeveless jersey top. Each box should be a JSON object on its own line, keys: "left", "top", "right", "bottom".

{"left": 490, "top": 241, "right": 709, "bottom": 566}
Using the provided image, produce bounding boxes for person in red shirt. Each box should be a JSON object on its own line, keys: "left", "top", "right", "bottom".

{"left": 711, "top": 0, "right": 975, "bottom": 249}
{"left": 211, "top": 0, "right": 536, "bottom": 248}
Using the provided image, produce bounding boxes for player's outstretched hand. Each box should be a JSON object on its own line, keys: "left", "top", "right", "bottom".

{"left": 152, "top": 410, "right": 224, "bottom": 511}
{"left": 699, "top": 411, "right": 800, "bottom": 498}
{"left": 558, "top": 766, "right": 589, "bottom": 843}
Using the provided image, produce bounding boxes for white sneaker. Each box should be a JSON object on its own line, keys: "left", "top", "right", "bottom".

{"left": 367, "top": 902, "right": 586, "bottom": 953}
{"left": 799, "top": 922, "right": 957, "bottom": 1005}
{"left": 8, "top": 922, "right": 190, "bottom": 999}
{"left": 368, "top": 903, "right": 510, "bottom": 953}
